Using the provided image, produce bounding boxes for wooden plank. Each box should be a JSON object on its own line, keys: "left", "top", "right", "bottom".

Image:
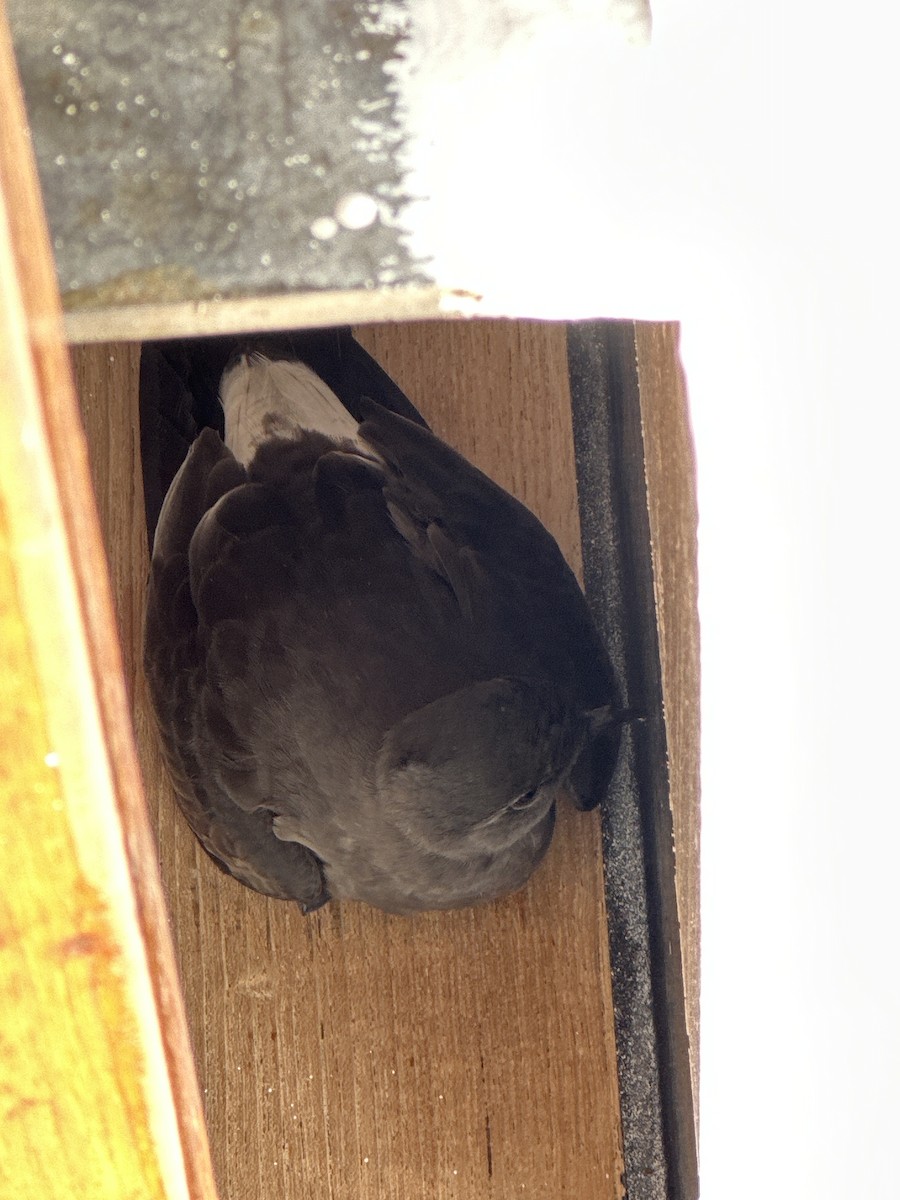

{"left": 0, "top": 7, "right": 216, "bottom": 1197}
{"left": 634, "top": 323, "right": 700, "bottom": 1131}
{"left": 63, "top": 288, "right": 451, "bottom": 347}
{"left": 74, "top": 321, "right": 626, "bottom": 1200}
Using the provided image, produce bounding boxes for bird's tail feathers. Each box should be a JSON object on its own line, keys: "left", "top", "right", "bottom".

{"left": 219, "top": 353, "right": 365, "bottom": 465}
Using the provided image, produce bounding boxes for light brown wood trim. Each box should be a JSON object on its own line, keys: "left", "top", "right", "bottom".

{"left": 634, "top": 321, "right": 700, "bottom": 1136}
{"left": 0, "top": 9, "right": 216, "bottom": 1198}
{"left": 63, "top": 287, "right": 459, "bottom": 347}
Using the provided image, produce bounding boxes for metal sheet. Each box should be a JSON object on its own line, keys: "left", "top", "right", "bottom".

{"left": 11, "top": 0, "right": 426, "bottom": 307}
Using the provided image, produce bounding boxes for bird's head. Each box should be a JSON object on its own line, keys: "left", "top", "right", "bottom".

{"left": 375, "top": 677, "right": 599, "bottom": 858}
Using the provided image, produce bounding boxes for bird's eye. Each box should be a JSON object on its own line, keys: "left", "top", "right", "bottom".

{"left": 509, "top": 787, "right": 540, "bottom": 811}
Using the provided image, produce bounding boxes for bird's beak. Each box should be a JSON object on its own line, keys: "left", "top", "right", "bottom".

{"left": 587, "top": 705, "right": 645, "bottom": 737}
{"left": 587, "top": 705, "right": 616, "bottom": 735}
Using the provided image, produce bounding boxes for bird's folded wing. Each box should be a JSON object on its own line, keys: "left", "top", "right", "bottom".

{"left": 358, "top": 401, "right": 617, "bottom": 689}
{"left": 144, "top": 431, "right": 329, "bottom": 909}
{"left": 152, "top": 427, "right": 245, "bottom": 559}
{"left": 357, "top": 401, "right": 624, "bottom": 811}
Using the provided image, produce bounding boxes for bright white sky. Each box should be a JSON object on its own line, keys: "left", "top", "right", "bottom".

{"left": 392, "top": 2, "right": 900, "bottom": 1195}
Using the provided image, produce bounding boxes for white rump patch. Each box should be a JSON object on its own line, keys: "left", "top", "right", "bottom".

{"left": 220, "top": 354, "right": 365, "bottom": 465}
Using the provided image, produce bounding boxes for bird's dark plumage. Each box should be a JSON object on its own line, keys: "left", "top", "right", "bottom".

{"left": 142, "top": 328, "right": 624, "bottom": 914}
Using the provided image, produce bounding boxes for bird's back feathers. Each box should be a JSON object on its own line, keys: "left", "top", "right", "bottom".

{"left": 142, "top": 329, "right": 623, "bottom": 912}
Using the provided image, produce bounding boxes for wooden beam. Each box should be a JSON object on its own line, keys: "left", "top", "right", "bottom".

{"left": 0, "top": 8, "right": 216, "bottom": 1198}
{"left": 634, "top": 322, "right": 700, "bottom": 1132}
{"left": 75, "top": 322, "right": 627, "bottom": 1200}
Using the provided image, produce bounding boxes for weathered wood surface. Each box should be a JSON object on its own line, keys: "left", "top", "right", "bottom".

{"left": 0, "top": 7, "right": 216, "bottom": 1197}
{"left": 74, "top": 322, "right": 628, "bottom": 1200}
{"left": 634, "top": 322, "right": 700, "bottom": 1130}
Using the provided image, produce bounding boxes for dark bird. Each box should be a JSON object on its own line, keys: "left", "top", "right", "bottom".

{"left": 141, "top": 328, "right": 625, "bottom": 914}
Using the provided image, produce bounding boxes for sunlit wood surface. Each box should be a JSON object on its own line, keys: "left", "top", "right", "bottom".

{"left": 0, "top": 7, "right": 215, "bottom": 1198}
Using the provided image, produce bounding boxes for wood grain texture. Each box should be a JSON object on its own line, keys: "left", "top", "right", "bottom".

{"left": 0, "top": 6, "right": 215, "bottom": 1196}
{"left": 634, "top": 322, "right": 700, "bottom": 1133}
{"left": 74, "top": 321, "right": 627, "bottom": 1200}
{"left": 0, "top": 498, "right": 159, "bottom": 1200}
